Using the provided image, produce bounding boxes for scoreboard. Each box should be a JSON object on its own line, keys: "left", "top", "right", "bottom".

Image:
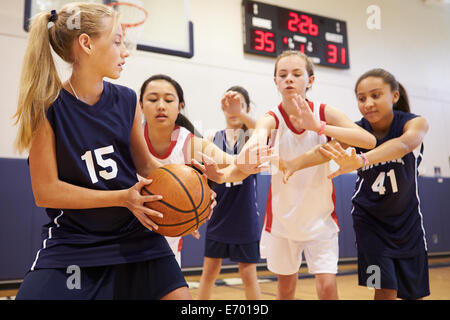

{"left": 243, "top": 0, "right": 350, "bottom": 69}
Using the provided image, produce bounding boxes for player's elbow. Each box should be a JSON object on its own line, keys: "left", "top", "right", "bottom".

{"left": 31, "top": 182, "right": 56, "bottom": 208}
{"left": 366, "top": 135, "right": 377, "bottom": 149}
{"left": 360, "top": 132, "right": 377, "bottom": 150}
{"left": 32, "top": 188, "right": 50, "bottom": 208}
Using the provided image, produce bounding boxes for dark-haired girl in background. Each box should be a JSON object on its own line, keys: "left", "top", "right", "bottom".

{"left": 198, "top": 86, "right": 262, "bottom": 300}
{"left": 139, "top": 76, "right": 270, "bottom": 270}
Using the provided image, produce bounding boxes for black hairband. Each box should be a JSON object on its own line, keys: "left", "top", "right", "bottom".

{"left": 49, "top": 10, "right": 57, "bottom": 22}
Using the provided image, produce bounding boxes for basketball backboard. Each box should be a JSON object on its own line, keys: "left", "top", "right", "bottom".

{"left": 23, "top": 0, "right": 194, "bottom": 58}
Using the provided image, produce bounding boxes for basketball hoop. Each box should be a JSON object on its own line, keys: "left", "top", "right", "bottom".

{"left": 107, "top": 2, "right": 149, "bottom": 52}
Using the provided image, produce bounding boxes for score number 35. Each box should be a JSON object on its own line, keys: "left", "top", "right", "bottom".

{"left": 253, "top": 30, "right": 275, "bottom": 52}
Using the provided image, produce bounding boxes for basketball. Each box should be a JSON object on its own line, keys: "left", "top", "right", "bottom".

{"left": 141, "top": 164, "right": 212, "bottom": 237}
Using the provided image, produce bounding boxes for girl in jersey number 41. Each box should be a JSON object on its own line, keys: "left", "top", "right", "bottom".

{"left": 319, "top": 69, "right": 430, "bottom": 300}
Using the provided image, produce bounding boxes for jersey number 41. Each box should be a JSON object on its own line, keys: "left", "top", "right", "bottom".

{"left": 371, "top": 169, "right": 398, "bottom": 195}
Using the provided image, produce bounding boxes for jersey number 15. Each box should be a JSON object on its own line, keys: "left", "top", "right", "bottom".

{"left": 81, "top": 145, "right": 118, "bottom": 184}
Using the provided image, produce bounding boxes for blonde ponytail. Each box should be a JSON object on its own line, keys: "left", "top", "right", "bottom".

{"left": 13, "top": 3, "right": 119, "bottom": 153}
{"left": 14, "top": 11, "right": 62, "bottom": 153}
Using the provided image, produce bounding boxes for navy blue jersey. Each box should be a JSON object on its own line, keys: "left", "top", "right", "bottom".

{"left": 205, "top": 130, "right": 261, "bottom": 244}
{"left": 30, "top": 81, "right": 172, "bottom": 270}
{"left": 352, "top": 110, "right": 427, "bottom": 258}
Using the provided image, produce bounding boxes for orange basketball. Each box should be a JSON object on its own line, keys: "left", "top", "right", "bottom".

{"left": 141, "top": 164, "right": 212, "bottom": 237}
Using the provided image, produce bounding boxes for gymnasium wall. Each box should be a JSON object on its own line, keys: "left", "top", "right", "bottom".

{"left": 1, "top": 0, "right": 449, "bottom": 176}
{"left": 1, "top": 157, "right": 450, "bottom": 280}
{"left": 0, "top": 1, "right": 450, "bottom": 281}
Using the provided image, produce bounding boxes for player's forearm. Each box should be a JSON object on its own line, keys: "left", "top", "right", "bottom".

{"left": 362, "top": 138, "right": 411, "bottom": 166}
{"left": 216, "top": 164, "right": 249, "bottom": 184}
{"left": 322, "top": 125, "right": 376, "bottom": 149}
{"left": 239, "top": 112, "right": 256, "bottom": 129}
{"left": 290, "top": 144, "right": 330, "bottom": 172}
{"left": 32, "top": 179, "right": 127, "bottom": 209}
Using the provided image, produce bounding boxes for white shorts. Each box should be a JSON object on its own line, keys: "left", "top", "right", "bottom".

{"left": 165, "top": 236, "right": 182, "bottom": 267}
{"left": 260, "top": 231, "right": 339, "bottom": 275}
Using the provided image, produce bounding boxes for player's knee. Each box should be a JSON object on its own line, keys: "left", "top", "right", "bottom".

{"left": 277, "top": 275, "right": 297, "bottom": 299}
{"left": 278, "top": 284, "right": 296, "bottom": 299}
{"left": 315, "top": 274, "right": 338, "bottom": 299}
{"left": 374, "top": 288, "right": 397, "bottom": 300}
{"left": 238, "top": 263, "right": 256, "bottom": 283}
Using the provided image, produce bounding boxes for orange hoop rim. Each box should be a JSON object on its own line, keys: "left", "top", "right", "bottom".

{"left": 107, "top": 2, "right": 148, "bottom": 29}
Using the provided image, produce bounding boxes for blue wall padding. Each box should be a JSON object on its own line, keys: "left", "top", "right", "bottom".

{"left": 1, "top": 158, "right": 449, "bottom": 279}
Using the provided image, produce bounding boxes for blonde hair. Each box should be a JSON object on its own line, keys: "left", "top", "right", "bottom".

{"left": 273, "top": 50, "right": 315, "bottom": 77}
{"left": 13, "top": 2, "right": 119, "bottom": 153}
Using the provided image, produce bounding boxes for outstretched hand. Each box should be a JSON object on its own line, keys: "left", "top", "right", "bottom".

{"left": 235, "top": 143, "right": 278, "bottom": 175}
{"left": 319, "top": 142, "right": 364, "bottom": 179}
{"left": 289, "top": 94, "right": 321, "bottom": 132}
{"left": 193, "top": 152, "right": 225, "bottom": 184}
{"left": 191, "top": 155, "right": 218, "bottom": 217}
{"left": 278, "top": 158, "right": 298, "bottom": 184}
{"left": 221, "top": 91, "right": 244, "bottom": 116}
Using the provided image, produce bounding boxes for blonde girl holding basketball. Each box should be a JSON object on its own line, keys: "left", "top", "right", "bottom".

{"left": 236, "top": 50, "right": 376, "bottom": 300}
{"left": 13, "top": 3, "right": 219, "bottom": 300}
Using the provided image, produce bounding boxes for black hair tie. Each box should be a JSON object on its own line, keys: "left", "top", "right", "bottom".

{"left": 49, "top": 10, "right": 57, "bottom": 22}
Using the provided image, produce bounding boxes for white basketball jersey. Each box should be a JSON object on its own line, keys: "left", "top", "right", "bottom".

{"left": 144, "top": 125, "right": 194, "bottom": 266}
{"left": 264, "top": 102, "right": 339, "bottom": 241}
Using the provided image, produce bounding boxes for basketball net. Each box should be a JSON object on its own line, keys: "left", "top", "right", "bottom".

{"left": 107, "top": 1, "right": 148, "bottom": 53}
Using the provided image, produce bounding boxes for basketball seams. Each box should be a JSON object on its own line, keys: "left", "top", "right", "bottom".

{"left": 142, "top": 187, "right": 202, "bottom": 213}
{"left": 156, "top": 198, "right": 211, "bottom": 228}
{"left": 173, "top": 214, "right": 211, "bottom": 237}
{"left": 141, "top": 164, "right": 212, "bottom": 237}
{"left": 160, "top": 166, "right": 202, "bottom": 230}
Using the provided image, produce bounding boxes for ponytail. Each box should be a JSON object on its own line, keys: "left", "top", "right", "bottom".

{"left": 175, "top": 113, "right": 203, "bottom": 138}
{"left": 394, "top": 82, "right": 410, "bottom": 113}
{"left": 14, "top": 11, "right": 62, "bottom": 153}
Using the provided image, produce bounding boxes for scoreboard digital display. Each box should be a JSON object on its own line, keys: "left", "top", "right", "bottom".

{"left": 243, "top": 0, "right": 350, "bottom": 69}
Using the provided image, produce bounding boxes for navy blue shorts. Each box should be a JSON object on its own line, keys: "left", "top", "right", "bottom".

{"left": 357, "top": 250, "right": 430, "bottom": 300}
{"left": 16, "top": 255, "right": 187, "bottom": 300}
{"left": 204, "top": 239, "right": 260, "bottom": 263}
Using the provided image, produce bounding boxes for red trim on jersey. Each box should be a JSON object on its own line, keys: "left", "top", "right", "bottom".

{"left": 319, "top": 104, "right": 332, "bottom": 142}
{"left": 277, "top": 101, "right": 315, "bottom": 135}
{"left": 183, "top": 133, "right": 194, "bottom": 164}
{"left": 178, "top": 237, "right": 183, "bottom": 253}
{"left": 331, "top": 182, "right": 340, "bottom": 230}
{"left": 144, "top": 124, "right": 180, "bottom": 159}
{"left": 266, "top": 111, "right": 279, "bottom": 129}
{"left": 265, "top": 111, "right": 279, "bottom": 147}
{"left": 264, "top": 185, "right": 273, "bottom": 233}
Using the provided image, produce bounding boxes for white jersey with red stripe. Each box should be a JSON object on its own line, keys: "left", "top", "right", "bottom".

{"left": 264, "top": 101, "right": 339, "bottom": 242}
{"left": 144, "top": 124, "right": 194, "bottom": 266}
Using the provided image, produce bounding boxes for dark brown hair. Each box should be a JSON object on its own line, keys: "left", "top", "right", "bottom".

{"left": 355, "top": 68, "right": 410, "bottom": 113}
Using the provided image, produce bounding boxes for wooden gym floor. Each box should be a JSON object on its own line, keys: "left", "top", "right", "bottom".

{"left": 185, "top": 256, "right": 450, "bottom": 300}
{"left": 1, "top": 256, "right": 449, "bottom": 300}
